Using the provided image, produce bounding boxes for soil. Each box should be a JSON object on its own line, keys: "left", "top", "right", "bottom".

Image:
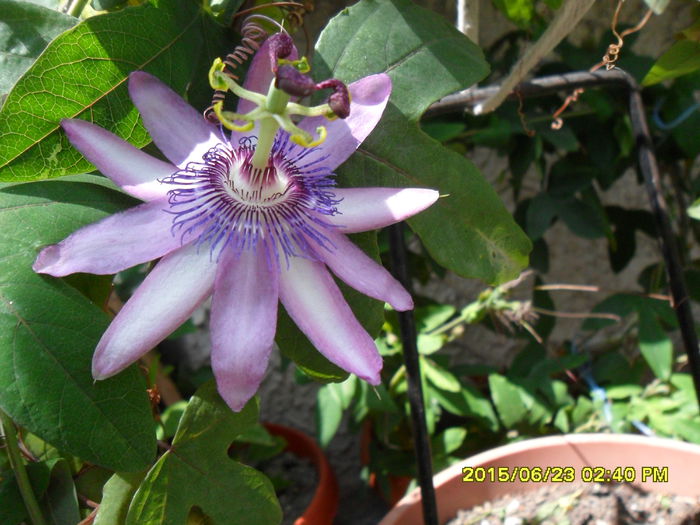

{"left": 446, "top": 483, "right": 700, "bottom": 525}
{"left": 257, "top": 451, "right": 317, "bottom": 525}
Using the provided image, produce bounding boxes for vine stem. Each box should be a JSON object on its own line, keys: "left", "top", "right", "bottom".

{"left": 0, "top": 409, "right": 47, "bottom": 525}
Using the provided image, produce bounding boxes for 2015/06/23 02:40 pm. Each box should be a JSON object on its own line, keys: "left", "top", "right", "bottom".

{"left": 461, "top": 465, "right": 670, "bottom": 483}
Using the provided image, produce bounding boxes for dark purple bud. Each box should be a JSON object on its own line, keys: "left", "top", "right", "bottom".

{"left": 275, "top": 65, "right": 317, "bottom": 97}
{"left": 317, "top": 79, "right": 350, "bottom": 119}
{"left": 267, "top": 33, "right": 294, "bottom": 73}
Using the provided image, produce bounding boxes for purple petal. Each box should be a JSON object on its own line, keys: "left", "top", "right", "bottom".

{"left": 237, "top": 38, "right": 298, "bottom": 115}
{"left": 319, "top": 231, "right": 413, "bottom": 311}
{"left": 327, "top": 187, "right": 439, "bottom": 233}
{"left": 279, "top": 257, "right": 382, "bottom": 384}
{"left": 210, "top": 247, "right": 279, "bottom": 412}
{"left": 128, "top": 71, "right": 224, "bottom": 168}
{"left": 61, "top": 119, "right": 172, "bottom": 201}
{"left": 296, "top": 74, "right": 392, "bottom": 170}
{"left": 92, "top": 243, "right": 217, "bottom": 379}
{"left": 33, "top": 199, "right": 181, "bottom": 277}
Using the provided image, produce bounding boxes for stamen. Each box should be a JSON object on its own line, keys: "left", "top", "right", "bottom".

{"left": 160, "top": 135, "right": 340, "bottom": 268}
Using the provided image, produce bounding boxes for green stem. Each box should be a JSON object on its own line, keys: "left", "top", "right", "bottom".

{"left": 65, "top": 0, "right": 89, "bottom": 17}
{"left": 251, "top": 117, "right": 280, "bottom": 169}
{"left": 0, "top": 409, "right": 46, "bottom": 525}
{"left": 250, "top": 82, "right": 289, "bottom": 169}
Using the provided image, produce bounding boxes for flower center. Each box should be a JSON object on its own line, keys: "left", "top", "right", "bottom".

{"left": 161, "top": 135, "right": 340, "bottom": 267}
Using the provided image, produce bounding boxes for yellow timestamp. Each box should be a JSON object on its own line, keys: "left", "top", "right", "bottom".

{"left": 461, "top": 466, "right": 669, "bottom": 484}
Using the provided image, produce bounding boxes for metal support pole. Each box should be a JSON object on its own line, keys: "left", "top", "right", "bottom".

{"left": 388, "top": 222, "right": 438, "bottom": 525}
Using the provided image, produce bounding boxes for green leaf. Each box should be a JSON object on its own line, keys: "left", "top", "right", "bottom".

{"left": 688, "top": 198, "right": 700, "bottom": 221}
{"left": 156, "top": 400, "right": 189, "bottom": 441}
{"left": 314, "top": 0, "right": 488, "bottom": 121}
{"left": 421, "top": 357, "right": 461, "bottom": 392}
{"left": 344, "top": 107, "right": 531, "bottom": 284}
{"left": 431, "top": 382, "right": 499, "bottom": 431}
{"left": 314, "top": 0, "right": 529, "bottom": 284}
{"left": 416, "top": 304, "right": 457, "bottom": 332}
{"left": 41, "top": 459, "right": 80, "bottom": 525}
{"left": 675, "top": 418, "right": 700, "bottom": 443}
{"left": 488, "top": 373, "right": 529, "bottom": 427}
{"left": 553, "top": 409, "right": 569, "bottom": 432}
{"left": 0, "top": 0, "right": 210, "bottom": 182}
{"left": 431, "top": 427, "right": 467, "bottom": 457}
{"left": 0, "top": 462, "right": 52, "bottom": 525}
{"left": 0, "top": 0, "right": 77, "bottom": 97}
{"left": 637, "top": 305, "right": 673, "bottom": 380}
{"left": 642, "top": 40, "right": 700, "bottom": 86}
{"left": 0, "top": 179, "right": 156, "bottom": 471}
{"left": 605, "top": 384, "right": 644, "bottom": 399}
{"left": 526, "top": 193, "right": 559, "bottom": 240}
{"left": 94, "top": 471, "right": 147, "bottom": 525}
{"left": 417, "top": 334, "right": 445, "bottom": 354}
{"left": 127, "top": 383, "right": 281, "bottom": 525}
{"left": 492, "top": 0, "right": 536, "bottom": 27}
{"left": 316, "top": 377, "right": 357, "bottom": 448}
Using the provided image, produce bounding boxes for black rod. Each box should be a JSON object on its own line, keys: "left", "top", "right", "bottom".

{"left": 626, "top": 80, "right": 700, "bottom": 411}
{"left": 388, "top": 222, "right": 438, "bottom": 525}
{"left": 425, "top": 69, "right": 631, "bottom": 117}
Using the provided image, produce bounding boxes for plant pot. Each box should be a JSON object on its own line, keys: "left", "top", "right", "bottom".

{"left": 264, "top": 423, "right": 339, "bottom": 525}
{"left": 379, "top": 433, "right": 700, "bottom": 525}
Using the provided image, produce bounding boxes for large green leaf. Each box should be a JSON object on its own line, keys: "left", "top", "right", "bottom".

{"left": 314, "top": 0, "right": 488, "bottom": 121}
{"left": 0, "top": 178, "right": 156, "bottom": 471}
{"left": 314, "top": 0, "right": 530, "bottom": 284}
{"left": 126, "top": 383, "right": 281, "bottom": 525}
{"left": 0, "top": 0, "right": 77, "bottom": 98}
{"left": 0, "top": 0, "right": 211, "bottom": 182}
{"left": 341, "top": 107, "right": 531, "bottom": 284}
{"left": 642, "top": 40, "right": 700, "bottom": 86}
{"left": 94, "top": 471, "right": 147, "bottom": 525}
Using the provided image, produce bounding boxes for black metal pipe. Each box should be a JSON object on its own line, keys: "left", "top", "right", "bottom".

{"left": 388, "top": 222, "right": 439, "bottom": 525}
{"left": 626, "top": 81, "right": 700, "bottom": 409}
{"left": 425, "top": 69, "right": 631, "bottom": 117}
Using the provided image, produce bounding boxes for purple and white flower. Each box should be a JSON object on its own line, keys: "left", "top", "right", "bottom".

{"left": 33, "top": 38, "right": 438, "bottom": 411}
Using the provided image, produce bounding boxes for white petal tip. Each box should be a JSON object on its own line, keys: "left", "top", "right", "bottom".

{"left": 361, "top": 371, "right": 382, "bottom": 386}
{"left": 218, "top": 385, "right": 258, "bottom": 413}
{"left": 33, "top": 245, "right": 62, "bottom": 276}
{"left": 91, "top": 364, "right": 114, "bottom": 381}
{"left": 388, "top": 188, "right": 440, "bottom": 220}
{"left": 391, "top": 293, "right": 414, "bottom": 312}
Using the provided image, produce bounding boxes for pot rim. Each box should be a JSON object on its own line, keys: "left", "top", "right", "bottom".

{"left": 381, "top": 432, "right": 700, "bottom": 525}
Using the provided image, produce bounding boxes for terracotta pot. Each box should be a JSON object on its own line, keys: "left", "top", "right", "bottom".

{"left": 264, "top": 423, "right": 339, "bottom": 525}
{"left": 380, "top": 433, "right": 700, "bottom": 525}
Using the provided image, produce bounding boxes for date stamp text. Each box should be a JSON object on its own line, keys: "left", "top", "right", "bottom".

{"left": 461, "top": 466, "right": 669, "bottom": 484}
